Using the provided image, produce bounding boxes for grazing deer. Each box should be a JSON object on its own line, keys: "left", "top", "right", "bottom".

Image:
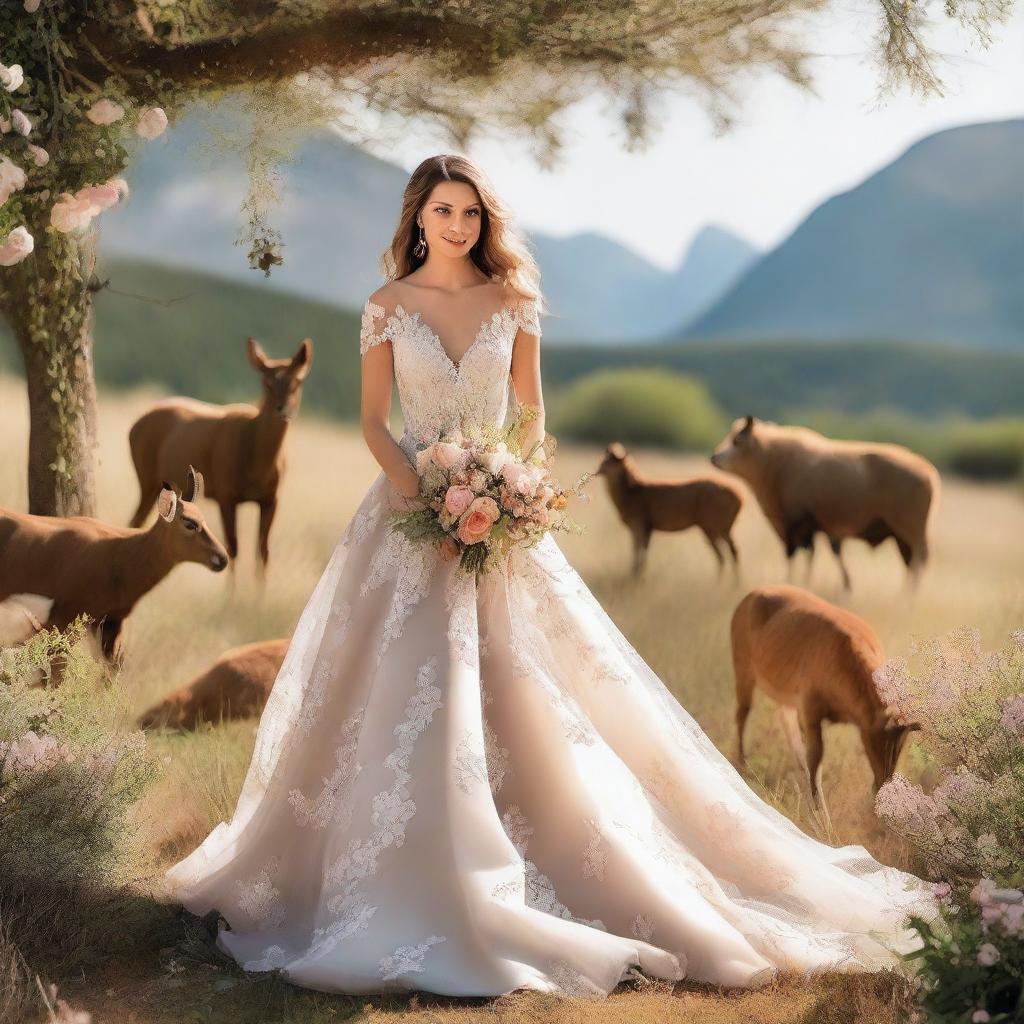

{"left": 730, "top": 584, "right": 920, "bottom": 807}
{"left": 127, "top": 336, "right": 313, "bottom": 571}
{"left": 595, "top": 442, "right": 743, "bottom": 577}
{"left": 711, "top": 416, "right": 939, "bottom": 590}
{"left": 136, "top": 637, "right": 288, "bottom": 730}
{"left": 0, "top": 467, "right": 228, "bottom": 664}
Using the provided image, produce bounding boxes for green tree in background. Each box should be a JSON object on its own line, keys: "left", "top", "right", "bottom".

{"left": 0, "top": 0, "right": 1012, "bottom": 515}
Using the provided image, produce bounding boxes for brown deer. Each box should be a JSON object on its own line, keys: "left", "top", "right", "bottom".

{"left": 0, "top": 467, "right": 228, "bottom": 664}
{"left": 127, "top": 336, "right": 313, "bottom": 571}
{"left": 136, "top": 637, "right": 289, "bottom": 730}
{"left": 595, "top": 442, "right": 743, "bottom": 577}
{"left": 729, "top": 584, "right": 920, "bottom": 807}
{"left": 711, "top": 416, "right": 939, "bottom": 590}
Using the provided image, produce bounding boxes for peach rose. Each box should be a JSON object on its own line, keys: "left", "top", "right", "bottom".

{"left": 457, "top": 496, "right": 500, "bottom": 545}
{"left": 444, "top": 484, "right": 474, "bottom": 517}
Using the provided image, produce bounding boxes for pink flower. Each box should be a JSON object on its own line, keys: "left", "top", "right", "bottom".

{"left": 430, "top": 441, "right": 472, "bottom": 473}
{"left": 11, "top": 109, "right": 31, "bottom": 136}
{"left": 1003, "top": 904, "right": 1024, "bottom": 936}
{"left": 26, "top": 142, "right": 48, "bottom": 167}
{"left": 971, "top": 879, "right": 997, "bottom": 907}
{"left": 976, "top": 943, "right": 1000, "bottom": 966}
{"left": 1000, "top": 695, "right": 1024, "bottom": 736}
{"left": 136, "top": 106, "right": 168, "bottom": 140}
{"left": 444, "top": 485, "right": 474, "bottom": 517}
{"left": 85, "top": 98, "right": 125, "bottom": 125}
{"left": 24, "top": 0, "right": 42, "bottom": 11}
{"left": 0, "top": 155, "right": 26, "bottom": 204}
{"left": 457, "top": 496, "right": 500, "bottom": 546}
{"left": 501, "top": 461, "right": 543, "bottom": 498}
{"left": 932, "top": 882, "right": 952, "bottom": 900}
{"left": 76, "top": 182, "right": 121, "bottom": 211}
{"left": 50, "top": 192, "right": 98, "bottom": 232}
{"left": 477, "top": 447, "right": 510, "bottom": 474}
{"left": 972, "top": 1011, "right": 991, "bottom": 1023}
{"left": 0, "top": 225, "right": 33, "bottom": 266}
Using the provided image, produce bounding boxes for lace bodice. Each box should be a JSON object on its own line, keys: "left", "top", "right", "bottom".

{"left": 359, "top": 290, "right": 542, "bottom": 457}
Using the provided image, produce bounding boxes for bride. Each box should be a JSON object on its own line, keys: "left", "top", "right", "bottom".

{"left": 160, "top": 153, "right": 939, "bottom": 999}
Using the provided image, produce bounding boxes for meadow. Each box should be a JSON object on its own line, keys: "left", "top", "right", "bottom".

{"left": 2, "top": 373, "right": 1023, "bottom": 1023}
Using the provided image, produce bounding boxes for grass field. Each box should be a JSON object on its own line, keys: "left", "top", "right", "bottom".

{"left": 2, "top": 375, "right": 1023, "bottom": 1023}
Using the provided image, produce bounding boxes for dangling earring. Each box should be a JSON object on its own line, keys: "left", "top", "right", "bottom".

{"left": 413, "top": 223, "right": 427, "bottom": 259}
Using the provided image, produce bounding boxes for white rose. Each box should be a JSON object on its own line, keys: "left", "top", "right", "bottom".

{"left": 136, "top": 106, "right": 168, "bottom": 140}
{"left": 11, "top": 109, "right": 31, "bottom": 136}
{"left": 85, "top": 98, "right": 125, "bottom": 125}
{"left": 0, "top": 156, "right": 27, "bottom": 205}
{"left": 0, "top": 64, "right": 24, "bottom": 93}
{"left": 0, "top": 225, "right": 34, "bottom": 267}
{"left": 27, "top": 143, "right": 48, "bottom": 167}
{"left": 477, "top": 448, "right": 511, "bottom": 475}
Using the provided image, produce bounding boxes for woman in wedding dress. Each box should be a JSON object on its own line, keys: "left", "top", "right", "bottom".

{"left": 160, "top": 153, "right": 940, "bottom": 999}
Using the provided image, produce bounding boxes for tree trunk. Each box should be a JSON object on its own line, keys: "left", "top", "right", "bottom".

{"left": 0, "top": 229, "right": 99, "bottom": 517}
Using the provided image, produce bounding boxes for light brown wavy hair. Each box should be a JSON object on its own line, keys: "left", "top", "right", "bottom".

{"left": 380, "top": 154, "right": 544, "bottom": 310}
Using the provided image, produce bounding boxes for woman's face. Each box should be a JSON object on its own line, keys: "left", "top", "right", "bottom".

{"left": 417, "top": 181, "right": 483, "bottom": 260}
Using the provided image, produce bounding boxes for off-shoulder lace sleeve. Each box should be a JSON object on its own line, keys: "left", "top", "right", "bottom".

{"left": 512, "top": 296, "right": 542, "bottom": 339}
{"left": 360, "top": 299, "right": 392, "bottom": 356}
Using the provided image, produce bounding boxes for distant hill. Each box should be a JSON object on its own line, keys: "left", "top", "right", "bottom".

{"left": 99, "top": 100, "right": 755, "bottom": 344}
{"left": 680, "top": 119, "right": 1024, "bottom": 350}
{"left": 3, "top": 258, "right": 1024, "bottom": 425}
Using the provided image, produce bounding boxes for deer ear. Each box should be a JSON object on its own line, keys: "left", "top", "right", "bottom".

{"left": 157, "top": 487, "right": 178, "bottom": 523}
{"left": 608, "top": 441, "right": 627, "bottom": 459}
{"left": 741, "top": 415, "right": 755, "bottom": 433}
{"left": 247, "top": 337, "right": 269, "bottom": 370}
{"left": 290, "top": 338, "right": 313, "bottom": 379}
{"left": 184, "top": 464, "right": 204, "bottom": 503}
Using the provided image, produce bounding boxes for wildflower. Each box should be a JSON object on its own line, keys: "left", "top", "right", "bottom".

{"left": 0, "top": 155, "right": 27, "bottom": 204}
{"left": 85, "top": 98, "right": 125, "bottom": 125}
{"left": 0, "top": 225, "right": 34, "bottom": 266}
{"left": 976, "top": 943, "right": 1000, "bottom": 966}
{"left": 135, "top": 106, "right": 168, "bottom": 140}
{"left": 971, "top": 1011, "right": 991, "bottom": 1023}
{"left": 0, "top": 63, "right": 24, "bottom": 92}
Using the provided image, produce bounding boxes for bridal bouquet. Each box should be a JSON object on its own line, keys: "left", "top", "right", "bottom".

{"left": 390, "top": 408, "right": 591, "bottom": 578}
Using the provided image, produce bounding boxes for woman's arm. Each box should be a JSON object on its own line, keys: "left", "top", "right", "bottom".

{"left": 509, "top": 316, "right": 546, "bottom": 460}
{"left": 359, "top": 334, "right": 421, "bottom": 500}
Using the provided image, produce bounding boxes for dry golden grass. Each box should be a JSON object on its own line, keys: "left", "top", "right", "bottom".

{"left": 2, "top": 374, "right": 1022, "bottom": 1023}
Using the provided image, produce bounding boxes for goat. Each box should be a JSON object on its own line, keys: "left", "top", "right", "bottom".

{"left": 0, "top": 467, "right": 228, "bottom": 664}
{"left": 730, "top": 584, "right": 920, "bottom": 807}
{"left": 128, "top": 336, "right": 312, "bottom": 571}
{"left": 595, "top": 442, "right": 743, "bottom": 576}
{"left": 137, "top": 638, "right": 288, "bottom": 730}
{"left": 711, "top": 416, "right": 939, "bottom": 590}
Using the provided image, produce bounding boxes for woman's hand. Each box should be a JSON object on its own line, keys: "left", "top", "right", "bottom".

{"left": 387, "top": 464, "right": 423, "bottom": 511}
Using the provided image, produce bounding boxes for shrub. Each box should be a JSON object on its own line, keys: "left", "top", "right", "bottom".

{"left": 0, "top": 620, "right": 161, "bottom": 974}
{"left": 549, "top": 367, "right": 727, "bottom": 452}
{"left": 873, "top": 627, "right": 1024, "bottom": 1023}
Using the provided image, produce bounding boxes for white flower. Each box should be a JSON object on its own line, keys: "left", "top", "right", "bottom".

{"left": 135, "top": 106, "right": 168, "bottom": 140}
{"left": 27, "top": 143, "right": 49, "bottom": 167}
{"left": 0, "top": 155, "right": 27, "bottom": 204}
{"left": 85, "top": 98, "right": 125, "bottom": 126}
{"left": 11, "top": 109, "right": 31, "bottom": 136}
{"left": 0, "top": 225, "right": 34, "bottom": 267}
{"left": 972, "top": 1011, "right": 991, "bottom": 1023}
{"left": 24, "top": 0, "right": 42, "bottom": 10}
{"left": 0, "top": 64, "right": 24, "bottom": 93}
{"left": 976, "top": 942, "right": 1000, "bottom": 966}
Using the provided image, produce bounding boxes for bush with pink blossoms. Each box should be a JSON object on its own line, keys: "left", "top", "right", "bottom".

{"left": 874, "top": 627, "right": 1023, "bottom": 889}
{"left": 904, "top": 880, "right": 1023, "bottom": 1023}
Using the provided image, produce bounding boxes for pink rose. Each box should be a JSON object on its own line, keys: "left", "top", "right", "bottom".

{"left": 932, "top": 882, "right": 952, "bottom": 900}
{"left": 457, "top": 496, "right": 500, "bottom": 545}
{"left": 444, "top": 485, "right": 474, "bottom": 517}
{"left": 430, "top": 441, "right": 471, "bottom": 473}
{"left": 136, "top": 106, "right": 168, "bottom": 140}
{"left": 50, "top": 192, "right": 97, "bottom": 232}
{"left": 85, "top": 98, "right": 125, "bottom": 125}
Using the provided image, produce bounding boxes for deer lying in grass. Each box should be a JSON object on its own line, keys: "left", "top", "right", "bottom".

{"left": 137, "top": 637, "right": 288, "bottom": 730}
{"left": 128, "top": 336, "right": 313, "bottom": 571}
{"left": 730, "top": 584, "right": 920, "bottom": 809}
{"left": 595, "top": 442, "right": 743, "bottom": 577}
{"left": 0, "top": 467, "right": 228, "bottom": 665}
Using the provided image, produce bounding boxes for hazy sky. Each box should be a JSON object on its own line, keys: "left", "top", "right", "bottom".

{"left": 354, "top": 2, "right": 1024, "bottom": 271}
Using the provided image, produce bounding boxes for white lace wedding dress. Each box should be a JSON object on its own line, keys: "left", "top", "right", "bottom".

{"left": 160, "top": 290, "right": 939, "bottom": 998}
